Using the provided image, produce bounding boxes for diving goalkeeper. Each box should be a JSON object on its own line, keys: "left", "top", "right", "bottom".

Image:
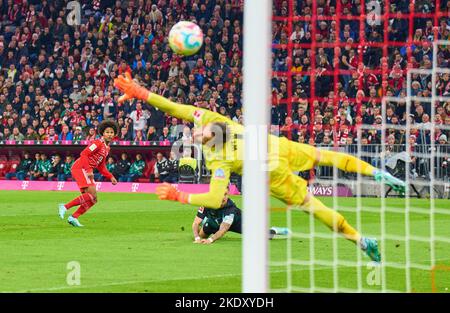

{"left": 114, "top": 73, "right": 406, "bottom": 263}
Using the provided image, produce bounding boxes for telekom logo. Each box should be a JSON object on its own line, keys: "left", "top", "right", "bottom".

{"left": 95, "top": 182, "right": 102, "bottom": 190}
{"left": 57, "top": 182, "right": 65, "bottom": 190}
{"left": 131, "top": 183, "right": 140, "bottom": 192}
{"left": 21, "top": 181, "right": 29, "bottom": 190}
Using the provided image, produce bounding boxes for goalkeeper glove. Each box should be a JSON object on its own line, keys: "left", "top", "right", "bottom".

{"left": 155, "top": 183, "right": 189, "bottom": 204}
{"left": 114, "top": 72, "right": 150, "bottom": 103}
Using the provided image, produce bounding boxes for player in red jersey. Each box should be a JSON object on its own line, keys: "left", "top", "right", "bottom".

{"left": 58, "top": 120, "right": 118, "bottom": 227}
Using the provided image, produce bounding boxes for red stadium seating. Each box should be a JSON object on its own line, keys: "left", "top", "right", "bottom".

{"left": 0, "top": 160, "right": 10, "bottom": 178}
{"left": 5, "top": 160, "right": 23, "bottom": 180}
{"left": 7, "top": 161, "right": 20, "bottom": 173}
{"left": 138, "top": 159, "right": 156, "bottom": 183}
{"left": 9, "top": 155, "right": 21, "bottom": 162}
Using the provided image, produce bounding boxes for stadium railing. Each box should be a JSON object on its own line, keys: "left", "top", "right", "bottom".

{"left": 272, "top": 0, "right": 447, "bottom": 176}
{"left": 315, "top": 143, "right": 450, "bottom": 182}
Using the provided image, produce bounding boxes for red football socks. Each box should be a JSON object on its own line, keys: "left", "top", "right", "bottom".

{"left": 72, "top": 202, "right": 95, "bottom": 218}
{"left": 64, "top": 193, "right": 94, "bottom": 209}
{"left": 71, "top": 193, "right": 96, "bottom": 218}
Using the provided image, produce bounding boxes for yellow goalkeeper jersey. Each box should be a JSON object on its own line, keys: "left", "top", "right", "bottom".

{"left": 146, "top": 93, "right": 308, "bottom": 208}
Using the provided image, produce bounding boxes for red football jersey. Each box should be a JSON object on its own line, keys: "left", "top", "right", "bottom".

{"left": 72, "top": 138, "right": 113, "bottom": 179}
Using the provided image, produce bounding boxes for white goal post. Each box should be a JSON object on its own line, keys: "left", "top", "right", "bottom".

{"left": 242, "top": 0, "right": 272, "bottom": 292}
{"left": 242, "top": 0, "right": 449, "bottom": 292}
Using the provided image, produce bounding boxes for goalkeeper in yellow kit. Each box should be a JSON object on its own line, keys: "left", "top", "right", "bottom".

{"left": 114, "top": 73, "right": 406, "bottom": 263}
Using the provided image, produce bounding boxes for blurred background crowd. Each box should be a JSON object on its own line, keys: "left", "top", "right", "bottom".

{"left": 0, "top": 0, "right": 448, "bottom": 182}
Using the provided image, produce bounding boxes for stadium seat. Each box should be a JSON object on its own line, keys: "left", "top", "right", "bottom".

{"left": 178, "top": 164, "right": 196, "bottom": 184}
{"left": 7, "top": 161, "right": 20, "bottom": 173}
{"left": 7, "top": 161, "right": 20, "bottom": 180}
{"left": 0, "top": 160, "right": 10, "bottom": 178}
{"left": 137, "top": 162, "right": 149, "bottom": 183}
{"left": 143, "top": 159, "right": 157, "bottom": 183}
{"left": 10, "top": 155, "right": 21, "bottom": 162}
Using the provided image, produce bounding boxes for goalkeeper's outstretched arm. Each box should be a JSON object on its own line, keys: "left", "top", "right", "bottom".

{"left": 156, "top": 165, "right": 231, "bottom": 209}
{"left": 146, "top": 92, "right": 197, "bottom": 123}
{"left": 114, "top": 72, "right": 196, "bottom": 122}
{"left": 114, "top": 72, "right": 229, "bottom": 125}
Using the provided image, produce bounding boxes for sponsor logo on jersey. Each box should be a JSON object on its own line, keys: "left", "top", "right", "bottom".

{"left": 214, "top": 168, "right": 225, "bottom": 179}
{"left": 89, "top": 143, "right": 97, "bottom": 151}
{"left": 193, "top": 110, "right": 204, "bottom": 121}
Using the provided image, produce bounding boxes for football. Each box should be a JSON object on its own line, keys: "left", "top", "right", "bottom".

{"left": 168, "top": 21, "right": 204, "bottom": 56}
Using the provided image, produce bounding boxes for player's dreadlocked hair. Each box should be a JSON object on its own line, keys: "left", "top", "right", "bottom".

{"left": 98, "top": 120, "right": 119, "bottom": 136}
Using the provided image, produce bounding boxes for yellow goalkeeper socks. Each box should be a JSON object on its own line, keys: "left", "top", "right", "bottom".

{"left": 301, "top": 196, "right": 361, "bottom": 243}
{"left": 318, "top": 150, "right": 376, "bottom": 177}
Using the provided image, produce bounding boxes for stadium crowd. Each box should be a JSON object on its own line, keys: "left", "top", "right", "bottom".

{"left": 0, "top": 0, "right": 448, "bottom": 182}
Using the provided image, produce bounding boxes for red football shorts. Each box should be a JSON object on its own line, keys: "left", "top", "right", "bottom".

{"left": 71, "top": 167, "right": 95, "bottom": 190}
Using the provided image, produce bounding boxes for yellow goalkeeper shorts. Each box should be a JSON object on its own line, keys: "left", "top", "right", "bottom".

{"left": 268, "top": 137, "right": 318, "bottom": 205}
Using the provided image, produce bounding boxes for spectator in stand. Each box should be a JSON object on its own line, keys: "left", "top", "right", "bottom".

{"left": 2, "top": 128, "right": 11, "bottom": 140}
{"left": 85, "top": 127, "right": 97, "bottom": 141}
{"left": 152, "top": 152, "right": 170, "bottom": 183}
{"left": 24, "top": 126, "right": 39, "bottom": 140}
{"left": 119, "top": 127, "right": 132, "bottom": 141}
{"left": 105, "top": 156, "right": 116, "bottom": 178}
{"left": 179, "top": 149, "right": 198, "bottom": 176}
{"left": 166, "top": 151, "right": 179, "bottom": 183}
{"left": 47, "top": 127, "right": 59, "bottom": 141}
{"left": 9, "top": 127, "right": 25, "bottom": 141}
{"left": 5, "top": 152, "right": 33, "bottom": 180}
{"left": 30, "top": 153, "right": 51, "bottom": 180}
{"left": 168, "top": 117, "right": 183, "bottom": 140}
{"left": 58, "top": 124, "right": 73, "bottom": 141}
{"left": 60, "top": 155, "right": 74, "bottom": 182}
{"left": 129, "top": 102, "right": 150, "bottom": 140}
{"left": 134, "top": 129, "right": 146, "bottom": 142}
{"left": 180, "top": 126, "right": 193, "bottom": 145}
{"left": 28, "top": 152, "right": 41, "bottom": 181}
{"left": 119, "top": 154, "right": 146, "bottom": 182}
{"left": 47, "top": 154, "right": 65, "bottom": 181}
{"left": 280, "top": 116, "right": 299, "bottom": 141}
{"left": 113, "top": 153, "right": 131, "bottom": 182}
{"left": 146, "top": 126, "right": 158, "bottom": 141}
{"left": 72, "top": 126, "right": 85, "bottom": 141}
{"left": 159, "top": 126, "right": 172, "bottom": 142}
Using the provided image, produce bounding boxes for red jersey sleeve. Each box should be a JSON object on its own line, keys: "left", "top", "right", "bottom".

{"left": 78, "top": 140, "right": 101, "bottom": 170}
{"left": 97, "top": 158, "right": 113, "bottom": 180}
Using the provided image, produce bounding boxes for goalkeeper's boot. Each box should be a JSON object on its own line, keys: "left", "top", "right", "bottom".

{"left": 360, "top": 237, "right": 381, "bottom": 263}
{"left": 68, "top": 215, "right": 84, "bottom": 227}
{"left": 373, "top": 170, "right": 406, "bottom": 195}
{"left": 58, "top": 204, "right": 66, "bottom": 219}
{"left": 269, "top": 229, "right": 276, "bottom": 240}
{"left": 270, "top": 227, "right": 290, "bottom": 236}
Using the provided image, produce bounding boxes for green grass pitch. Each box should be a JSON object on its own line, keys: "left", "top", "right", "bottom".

{"left": 0, "top": 190, "right": 449, "bottom": 293}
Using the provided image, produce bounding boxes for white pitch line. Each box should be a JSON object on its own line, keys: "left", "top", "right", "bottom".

{"left": 3, "top": 270, "right": 282, "bottom": 293}
{"left": 5, "top": 257, "right": 450, "bottom": 293}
